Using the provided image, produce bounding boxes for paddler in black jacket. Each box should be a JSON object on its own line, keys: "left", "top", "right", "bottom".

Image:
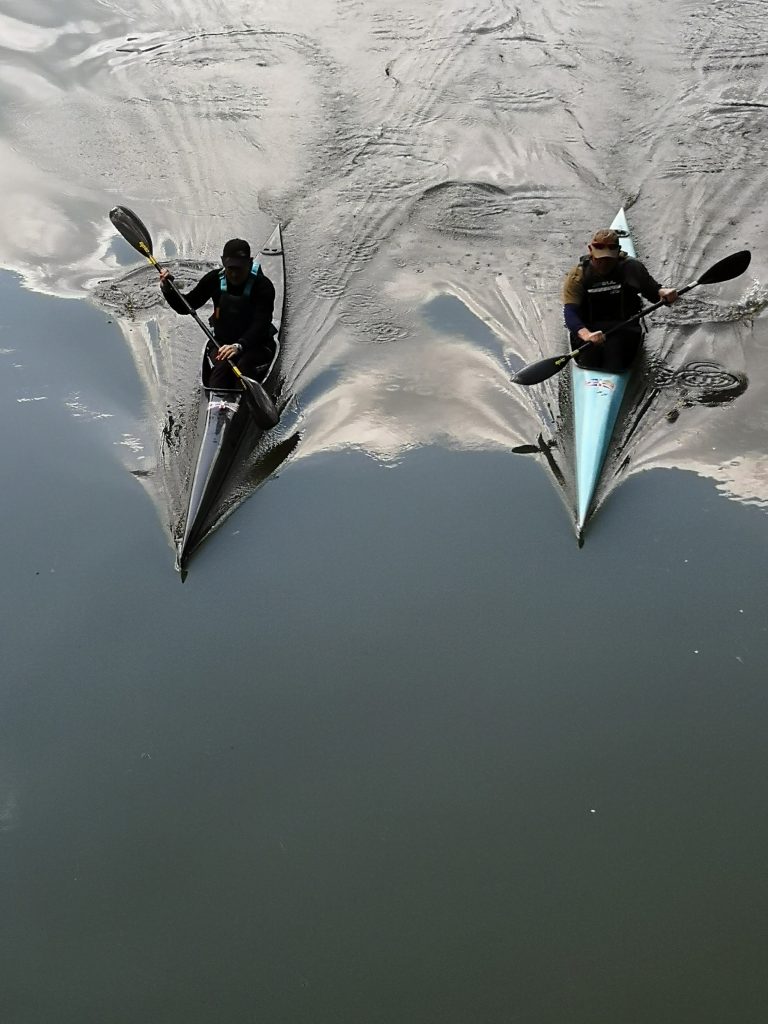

{"left": 562, "top": 227, "right": 678, "bottom": 372}
{"left": 159, "top": 238, "right": 276, "bottom": 388}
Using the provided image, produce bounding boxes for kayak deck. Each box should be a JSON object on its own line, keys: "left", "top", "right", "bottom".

{"left": 571, "top": 208, "right": 636, "bottom": 538}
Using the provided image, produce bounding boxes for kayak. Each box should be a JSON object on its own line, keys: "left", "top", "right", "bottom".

{"left": 175, "top": 225, "right": 285, "bottom": 570}
{"left": 571, "top": 207, "right": 636, "bottom": 540}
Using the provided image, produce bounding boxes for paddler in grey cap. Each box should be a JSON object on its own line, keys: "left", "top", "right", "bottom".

{"left": 159, "top": 237, "right": 276, "bottom": 388}
{"left": 562, "top": 228, "right": 678, "bottom": 372}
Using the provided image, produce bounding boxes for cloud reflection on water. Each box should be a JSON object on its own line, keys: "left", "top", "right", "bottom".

{"left": 0, "top": 0, "right": 766, "bottom": 526}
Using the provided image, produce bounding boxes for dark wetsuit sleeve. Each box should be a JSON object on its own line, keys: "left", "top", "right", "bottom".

{"left": 564, "top": 304, "right": 585, "bottom": 333}
{"left": 161, "top": 268, "right": 219, "bottom": 314}
{"left": 239, "top": 273, "right": 276, "bottom": 349}
{"left": 624, "top": 259, "right": 663, "bottom": 304}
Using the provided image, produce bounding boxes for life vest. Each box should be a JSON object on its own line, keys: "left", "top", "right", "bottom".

{"left": 578, "top": 254, "right": 643, "bottom": 331}
{"left": 209, "top": 263, "right": 262, "bottom": 343}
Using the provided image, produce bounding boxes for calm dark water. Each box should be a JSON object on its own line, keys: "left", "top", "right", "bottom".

{"left": 2, "top": 270, "right": 768, "bottom": 1023}
{"left": 2, "top": 0, "right": 768, "bottom": 1020}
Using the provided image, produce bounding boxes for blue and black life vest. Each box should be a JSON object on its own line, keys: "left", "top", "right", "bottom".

{"left": 209, "top": 263, "right": 262, "bottom": 344}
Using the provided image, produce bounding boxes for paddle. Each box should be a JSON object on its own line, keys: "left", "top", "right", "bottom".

{"left": 109, "top": 205, "right": 279, "bottom": 429}
{"left": 512, "top": 249, "right": 752, "bottom": 386}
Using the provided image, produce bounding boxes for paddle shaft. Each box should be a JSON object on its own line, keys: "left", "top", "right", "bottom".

{"left": 604, "top": 279, "right": 696, "bottom": 336}
{"left": 569, "top": 279, "right": 699, "bottom": 361}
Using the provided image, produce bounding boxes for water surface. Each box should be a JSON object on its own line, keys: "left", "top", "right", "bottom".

{"left": 1, "top": 0, "right": 767, "bottom": 1020}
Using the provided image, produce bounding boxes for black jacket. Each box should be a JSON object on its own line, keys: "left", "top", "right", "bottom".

{"left": 161, "top": 267, "right": 275, "bottom": 353}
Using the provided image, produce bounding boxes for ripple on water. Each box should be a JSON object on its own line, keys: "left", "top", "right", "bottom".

{"left": 337, "top": 288, "right": 410, "bottom": 344}
{"left": 94, "top": 261, "right": 215, "bottom": 316}
{"left": 307, "top": 266, "right": 345, "bottom": 299}
{"left": 412, "top": 180, "right": 558, "bottom": 240}
{"left": 0, "top": 782, "right": 18, "bottom": 833}
{"left": 648, "top": 359, "right": 748, "bottom": 405}
{"left": 64, "top": 394, "right": 115, "bottom": 420}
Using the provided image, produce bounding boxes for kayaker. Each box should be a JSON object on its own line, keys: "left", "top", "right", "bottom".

{"left": 159, "top": 238, "right": 276, "bottom": 387}
{"left": 562, "top": 228, "right": 678, "bottom": 372}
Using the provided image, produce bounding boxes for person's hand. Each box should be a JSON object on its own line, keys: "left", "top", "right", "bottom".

{"left": 159, "top": 268, "right": 174, "bottom": 288}
{"left": 216, "top": 343, "right": 241, "bottom": 361}
{"left": 582, "top": 330, "right": 605, "bottom": 345}
{"left": 659, "top": 287, "right": 678, "bottom": 304}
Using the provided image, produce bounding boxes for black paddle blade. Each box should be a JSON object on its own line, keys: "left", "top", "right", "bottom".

{"left": 697, "top": 250, "right": 751, "bottom": 286}
{"left": 240, "top": 376, "right": 279, "bottom": 429}
{"left": 513, "top": 352, "right": 574, "bottom": 386}
{"left": 109, "top": 205, "right": 154, "bottom": 259}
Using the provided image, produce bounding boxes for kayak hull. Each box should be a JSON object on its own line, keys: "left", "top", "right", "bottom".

{"left": 571, "top": 208, "right": 636, "bottom": 537}
{"left": 175, "top": 392, "right": 251, "bottom": 565}
{"left": 572, "top": 365, "right": 630, "bottom": 533}
{"left": 175, "top": 225, "right": 285, "bottom": 569}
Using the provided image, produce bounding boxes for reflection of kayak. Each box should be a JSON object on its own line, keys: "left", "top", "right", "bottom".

{"left": 571, "top": 208, "right": 635, "bottom": 540}
{"left": 176, "top": 225, "right": 285, "bottom": 570}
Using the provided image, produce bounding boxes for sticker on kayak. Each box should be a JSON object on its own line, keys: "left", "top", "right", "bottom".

{"left": 585, "top": 378, "right": 616, "bottom": 392}
{"left": 207, "top": 399, "right": 240, "bottom": 413}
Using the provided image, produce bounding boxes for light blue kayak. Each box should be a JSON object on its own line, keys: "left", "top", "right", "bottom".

{"left": 571, "top": 208, "right": 636, "bottom": 538}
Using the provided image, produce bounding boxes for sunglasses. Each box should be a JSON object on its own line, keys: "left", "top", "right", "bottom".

{"left": 590, "top": 244, "right": 619, "bottom": 255}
